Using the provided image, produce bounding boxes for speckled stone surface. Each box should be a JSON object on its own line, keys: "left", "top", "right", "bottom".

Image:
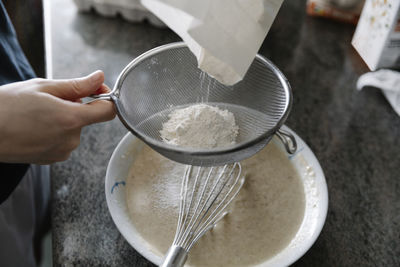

{"left": 50, "top": 0, "right": 400, "bottom": 266}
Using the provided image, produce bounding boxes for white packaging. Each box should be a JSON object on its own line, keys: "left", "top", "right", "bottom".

{"left": 141, "top": 0, "right": 284, "bottom": 85}
{"left": 352, "top": 0, "right": 400, "bottom": 70}
{"left": 73, "top": 0, "right": 165, "bottom": 27}
{"left": 357, "top": 69, "right": 400, "bottom": 116}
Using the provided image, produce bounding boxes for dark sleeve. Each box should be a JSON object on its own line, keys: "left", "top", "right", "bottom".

{"left": 0, "top": 0, "right": 36, "bottom": 204}
{"left": 0, "top": 163, "right": 30, "bottom": 203}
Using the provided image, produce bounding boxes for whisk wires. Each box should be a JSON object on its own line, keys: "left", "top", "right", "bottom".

{"left": 172, "top": 163, "right": 244, "bottom": 251}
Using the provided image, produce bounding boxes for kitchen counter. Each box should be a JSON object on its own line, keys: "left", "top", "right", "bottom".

{"left": 49, "top": 0, "right": 400, "bottom": 266}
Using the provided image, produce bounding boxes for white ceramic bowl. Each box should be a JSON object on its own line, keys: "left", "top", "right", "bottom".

{"left": 105, "top": 125, "right": 328, "bottom": 266}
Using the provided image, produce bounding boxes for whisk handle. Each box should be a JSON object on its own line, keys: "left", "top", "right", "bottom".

{"left": 161, "top": 245, "right": 188, "bottom": 267}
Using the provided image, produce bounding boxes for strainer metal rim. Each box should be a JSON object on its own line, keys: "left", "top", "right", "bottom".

{"left": 111, "top": 42, "right": 293, "bottom": 157}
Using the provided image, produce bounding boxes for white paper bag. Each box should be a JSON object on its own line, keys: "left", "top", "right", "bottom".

{"left": 357, "top": 69, "right": 400, "bottom": 116}
{"left": 141, "top": 0, "right": 284, "bottom": 85}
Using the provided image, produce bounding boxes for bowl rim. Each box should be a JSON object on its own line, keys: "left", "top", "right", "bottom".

{"left": 105, "top": 125, "right": 328, "bottom": 266}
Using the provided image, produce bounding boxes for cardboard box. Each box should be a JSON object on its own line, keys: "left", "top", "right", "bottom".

{"left": 352, "top": 0, "right": 400, "bottom": 70}
{"left": 307, "top": 0, "right": 365, "bottom": 24}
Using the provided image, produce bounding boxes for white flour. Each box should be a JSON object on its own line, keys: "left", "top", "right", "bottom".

{"left": 160, "top": 104, "right": 239, "bottom": 148}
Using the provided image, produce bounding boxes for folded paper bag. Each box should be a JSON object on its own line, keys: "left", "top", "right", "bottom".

{"left": 141, "top": 0, "right": 284, "bottom": 85}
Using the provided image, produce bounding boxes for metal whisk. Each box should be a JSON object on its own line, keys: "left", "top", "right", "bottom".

{"left": 161, "top": 163, "right": 244, "bottom": 267}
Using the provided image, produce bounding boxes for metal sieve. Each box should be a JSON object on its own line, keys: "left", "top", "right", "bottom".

{"left": 93, "top": 42, "right": 296, "bottom": 166}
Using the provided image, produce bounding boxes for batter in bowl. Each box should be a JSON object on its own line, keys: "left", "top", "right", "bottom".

{"left": 126, "top": 140, "right": 305, "bottom": 266}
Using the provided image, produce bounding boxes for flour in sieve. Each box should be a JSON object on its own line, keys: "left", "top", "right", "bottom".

{"left": 160, "top": 104, "right": 239, "bottom": 148}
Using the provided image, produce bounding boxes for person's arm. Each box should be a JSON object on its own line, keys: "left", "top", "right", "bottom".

{"left": 0, "top": 70, "right": 115, "bottom": 164}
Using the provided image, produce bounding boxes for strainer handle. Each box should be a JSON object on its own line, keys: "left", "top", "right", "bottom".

{"left": 87, "top": 92, "right": 114, "bottom": 101}
{"left": 83, "top": 92, "right": 116, "bottom": 104}
{"left": 276, "top": 129, "right": 297, "bottom": 154}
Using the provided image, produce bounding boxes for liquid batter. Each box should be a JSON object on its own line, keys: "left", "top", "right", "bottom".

{"left": 126, "top": 141, "right": 305, "bottom": 266}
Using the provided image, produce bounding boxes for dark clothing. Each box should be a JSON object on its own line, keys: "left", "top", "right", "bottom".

{"left": 0, "top": 0, "right": 35, "bottom": 204}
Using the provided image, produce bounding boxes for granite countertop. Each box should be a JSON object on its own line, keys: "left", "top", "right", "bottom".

{"left": 49, "top": 0, "right": 400, "bottom": 266}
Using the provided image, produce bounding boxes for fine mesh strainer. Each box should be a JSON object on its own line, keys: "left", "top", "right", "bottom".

{"left": 93, "top": 42, "right": 296, "bottom": 166}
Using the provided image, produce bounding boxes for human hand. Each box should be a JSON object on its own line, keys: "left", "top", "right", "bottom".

{"left": 0, "top": 71, "right": 116, "bottom": 164}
